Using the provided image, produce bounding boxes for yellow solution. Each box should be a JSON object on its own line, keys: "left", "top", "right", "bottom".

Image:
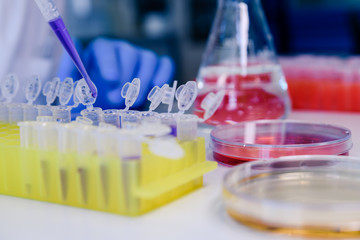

{"left": 0, "top": 125, "right": 217, "bottom": 216}
{"left": 224, "top": 171, "right": 360, "bottom": 238}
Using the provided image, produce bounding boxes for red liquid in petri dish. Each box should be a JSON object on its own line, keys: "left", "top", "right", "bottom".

{"left": 210, "top": 121, "right": 352, "bottom": 167}
{"left": 214, "top": 133, "right": 350, "bottom": 166}
{"left": 194, "top": 65, "right": 289, "bottom": 125}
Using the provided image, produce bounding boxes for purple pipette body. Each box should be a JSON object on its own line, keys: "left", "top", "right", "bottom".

{"left": 49, "top": 17, "right": 97, "bottom": 98}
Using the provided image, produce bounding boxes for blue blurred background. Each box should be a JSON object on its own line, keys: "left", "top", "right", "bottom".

{"left": 64, "top": 0, "right": 360, "bottom": 84}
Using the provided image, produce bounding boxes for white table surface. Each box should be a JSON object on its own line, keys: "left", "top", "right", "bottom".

{"left": 1, "top": 110, "right": 360, "bottom": 240}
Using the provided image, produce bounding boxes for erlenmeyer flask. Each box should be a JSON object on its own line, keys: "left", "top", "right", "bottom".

{"left": 194, "top": 0, "right": 291, "bottom": 125}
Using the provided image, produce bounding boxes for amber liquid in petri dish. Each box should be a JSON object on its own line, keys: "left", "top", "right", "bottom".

{"left": 226, "top": 171, "right": 360, "bottom": 238}
{"left": 194, "top": 65, "right": 288, "bottom": 125}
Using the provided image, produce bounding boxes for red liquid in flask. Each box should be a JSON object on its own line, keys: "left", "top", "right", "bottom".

{"left": 194, "top": 65, "right": 289, "bottom": 125}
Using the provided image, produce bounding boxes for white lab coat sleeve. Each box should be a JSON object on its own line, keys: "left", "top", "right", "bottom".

{"left": 0, "top": 0, "right": 64, "bottom": 104}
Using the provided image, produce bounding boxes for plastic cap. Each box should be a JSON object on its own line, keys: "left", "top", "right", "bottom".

{"left": 74, "top": 78, "right": 97, "bottom": 107}
{"left": 25, "top": 75, "right": 42, "bottom": 105}
{"left": 72, "top": 80, "right": 80, "bottom": 107}
{"left": 175, "top": 81, "right": 197, "bottom": 113}
{"left": 43, "top": 77, "right": 60, "bottom": 105}
{"left": 58, "top": 77, "right": 74, "bottom": 106}
{"left": 162, "top": 80, "right": 177, "bottom": 113}
{"left": 201, "top": 90, "right": 225, "bottom": 121}
{"left": 1, "top": 73, "right": 19, "bottom": 103}
{"left": 147, "top": 86, "right": 164, "bottom": 111}
{"left": 121, "top": 78, "right": 140, "bottom": 110}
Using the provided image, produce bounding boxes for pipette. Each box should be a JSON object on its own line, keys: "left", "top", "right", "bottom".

{"left": 34, "top": 0, "right": 97, "bottom": 98}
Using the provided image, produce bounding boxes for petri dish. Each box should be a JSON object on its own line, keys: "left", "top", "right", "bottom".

{"left": 223, "top": 155, "right": 360, "bottom": 238}
{"left": 210, "top": 120, "right": 352, "bottom": 166}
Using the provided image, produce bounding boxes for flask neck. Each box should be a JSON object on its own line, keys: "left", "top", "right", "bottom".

{"left": 219, "top": 0, "right": 261, "bottom": 6}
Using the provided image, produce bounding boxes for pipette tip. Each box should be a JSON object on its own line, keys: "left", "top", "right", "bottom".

{"left": 84, "top": 77, "right": 98, "bottom": 98}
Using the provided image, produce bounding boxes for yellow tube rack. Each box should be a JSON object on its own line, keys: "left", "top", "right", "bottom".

{"left": 0, "top": 124, "right": 217, "bottom": 216}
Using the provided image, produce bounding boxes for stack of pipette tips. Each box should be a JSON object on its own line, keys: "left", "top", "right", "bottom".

{"left": 0, "top": 74, "right": 221, "bottom": 216}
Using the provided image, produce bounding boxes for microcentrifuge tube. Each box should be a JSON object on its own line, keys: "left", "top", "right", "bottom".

{"left": 51, "top": 77, "right": 74, "bottom": 123}
{"left": 120, "top": 110, "right": 141, "bottom": 129}
{"left": 101, "top": 109, "right": 120, "bottom": 128}
{"left": 80, "top": 107, "right": 103, "bottom": 126}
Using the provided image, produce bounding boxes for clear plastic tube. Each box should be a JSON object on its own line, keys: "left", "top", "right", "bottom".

{"left": 101, "top": 109, "right": 120, "bottom": 128}
{"left": 52, "top": 106, "right": 72, "bottom": 123}
{"left": 120, "top": 110, "right": 141, "bottom": 129}
{"left": 80, "top": 107, "right": 103, "bottom": 126}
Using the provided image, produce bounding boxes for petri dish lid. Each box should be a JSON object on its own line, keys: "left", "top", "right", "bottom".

{"left": 223, "top": 155, "right": 360, "bottom": 238}
{"left": 210, "top": 120, "right": 352, "bottom": 165}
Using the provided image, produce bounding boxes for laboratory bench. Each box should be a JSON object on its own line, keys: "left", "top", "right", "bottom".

{"left": 0, "top": 110, "right": 359, "bottom": 240}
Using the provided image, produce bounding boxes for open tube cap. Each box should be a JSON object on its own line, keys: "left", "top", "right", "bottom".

{"left": 121, "top": 78, "right": 140, "bottom": 110}
{"left": 175, "top": 81, "right": 197, "bottom": 112}
{"left": 59, "top": 77, "right": 74, "bottom": 106}
{"left": 43, "top": 77, "right": 60, "bottom": 105}
{"left": 74, "top": 78, "right": 97, "bottom": 107}
{"left": 147, "top": 86, "right": 164, "bottom": 111}
{"left": 25, "top": 75, "right": 42, "bottom": 105}
{"left": 201, "top": 90, "right": 225, "bottom": 121}
{"left": 1, "top": 73, "right": 19, "bottom": 103}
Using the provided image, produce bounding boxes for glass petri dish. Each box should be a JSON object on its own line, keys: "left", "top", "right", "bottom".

{"left": 223, "top": 155, "right": 360, "bottom": 238}
{"left": 210, "top": 120, "right": 352, "bottom": 166}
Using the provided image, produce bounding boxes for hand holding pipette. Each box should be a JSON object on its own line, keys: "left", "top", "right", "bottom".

{"left": 34, "top": 0, "right": 97, "bottom": 98}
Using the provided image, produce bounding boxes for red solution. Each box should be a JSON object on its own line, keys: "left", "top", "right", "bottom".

{"left": 194, "top": 66, "right": 288, "bottom": 125}
{"left": 213, "top": 132, "right": 350, "bottom": 166}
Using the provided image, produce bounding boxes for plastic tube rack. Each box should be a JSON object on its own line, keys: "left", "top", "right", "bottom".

{"left": 0, "top": 122, "right": 217, "bottom": 216}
